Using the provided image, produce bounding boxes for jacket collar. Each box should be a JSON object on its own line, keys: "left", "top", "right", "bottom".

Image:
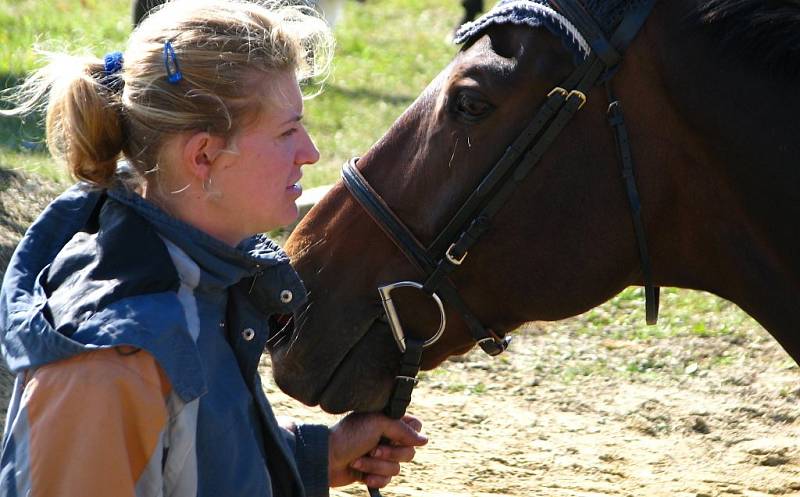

{"left": 107, "top": 186, "right": 290, "bottom": 292}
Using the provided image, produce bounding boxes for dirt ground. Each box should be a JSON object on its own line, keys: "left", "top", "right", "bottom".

{"left": 0, "top": 168, "right": 62, "bottom": 278}
{"left": 261, "top": 319, "right": 800, "bottom": 497}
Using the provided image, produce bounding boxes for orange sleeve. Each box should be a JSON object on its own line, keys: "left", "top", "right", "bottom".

{"left": 22, "top": 347, "right": 171, "bottom": 497}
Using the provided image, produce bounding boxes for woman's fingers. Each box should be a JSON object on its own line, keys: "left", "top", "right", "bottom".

{"left": 363, "top": 474, "right": 392, "bottom": 489}
{"left": 348, "top": 414, "right": 426, "bottom": 489}
{"left": 328, "top": 412, "right": 428, "bottom": 488}
{"left": 352, "top": 456, "right": 400, "bottom": 479}
{"left": 371, "top": 445, "right": 416, "bottom": 463}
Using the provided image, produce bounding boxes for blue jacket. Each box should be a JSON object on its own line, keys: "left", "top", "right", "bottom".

{"left": 0, "top": 184, "right": 328, "bottom": 497}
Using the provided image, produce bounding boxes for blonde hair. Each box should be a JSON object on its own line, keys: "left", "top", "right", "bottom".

{"left": 0, "top": 0, "right": 333, "bottom": 188}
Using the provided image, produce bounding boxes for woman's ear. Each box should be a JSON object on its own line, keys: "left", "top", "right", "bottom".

{"left": 181, "top": 131, "right": 227, "bottom": 183}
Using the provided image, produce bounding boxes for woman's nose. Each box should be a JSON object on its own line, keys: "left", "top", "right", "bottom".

{"left": 297, "top": 129, "right": 320, "bottom": 166}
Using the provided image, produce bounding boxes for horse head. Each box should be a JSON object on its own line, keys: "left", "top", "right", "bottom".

{"left": 272, "top": 0, "right": 800, "bottom": 414}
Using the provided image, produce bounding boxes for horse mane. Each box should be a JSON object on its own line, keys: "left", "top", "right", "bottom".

{"left": 697, "top": 0, "right": 800, "bottom": 79}
{"left": 583, "top": 0, "right": 638, "bottom": 33}
{"left": 592, "top": 0, "right": 800, "bottom": 80}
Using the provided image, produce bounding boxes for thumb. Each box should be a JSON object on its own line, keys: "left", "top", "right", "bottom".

{"left": 401, "top": 414, "right": 423, "bottom": 433}
{"left": 382, "top": 417, "right": 428, "bottom": 446}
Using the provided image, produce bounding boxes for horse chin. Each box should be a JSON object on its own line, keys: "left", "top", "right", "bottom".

{"left": 316, "top": 320, "right": 401, "bottom": 414}
{"left": 271, "top": 316, "right": 400, "bottom": 414}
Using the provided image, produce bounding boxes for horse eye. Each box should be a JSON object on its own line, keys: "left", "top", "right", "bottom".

{"left": 451, "top": 91, "right": 492, "bottom": 121}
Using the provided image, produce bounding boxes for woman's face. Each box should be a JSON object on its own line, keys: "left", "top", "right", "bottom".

{"left": 211, "top": 71, "right": 320, "bottom": 242}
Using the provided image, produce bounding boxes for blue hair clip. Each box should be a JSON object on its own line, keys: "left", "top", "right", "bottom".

{"left": 104, "top": 51, "right": 124, "bottom": 77}
{"left": 102, "top": 51, "right": 124, "bottom": 91}
{"left": 163, "top": 41, "right": 182, "bottom": 84}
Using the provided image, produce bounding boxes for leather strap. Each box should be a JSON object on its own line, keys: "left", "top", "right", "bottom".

{"left": 360, "top": 4, "right": 660, "bottom": 496}
{"left": 609, "top": 0, "right": 658, "bottom": 52}
{"left": 427, "top": 86, "right": 569, "bottom": 256}
{"left": 428, "top": 52, "right": 603, "bottom": 257}
{"left": 606, "top": 81, "right": 660, "bottom": 324}
{"left": 343, "top": 160, "right": 432, "bottom": 274}
{"left": 384, "top": 338, "right": 424, "bottom": 419}
{"left": 343, "top": 161, "right": 510, "bottom": 354}
{"left": 343, "top": 0, "right": 661, "bottom": 364}
{"left": 368, "top": 338, "right": 425, "bottom": 497}
{"left": 343, "top": 56, "right": 605, "bottom": 359}
{"left": 548, "top": 0, "right": 622, "bottom": 68}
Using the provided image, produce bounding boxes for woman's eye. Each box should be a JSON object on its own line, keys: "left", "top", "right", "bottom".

{"left": 451, "top": 92, "right": 492, "bottom": 121}
{"left": 281, "top": 128, "right": 298, "bottom": 138}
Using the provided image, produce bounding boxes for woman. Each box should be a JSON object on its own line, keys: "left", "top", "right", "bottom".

{"left": 0, "top": 1, "right": 426, "bottom": 495}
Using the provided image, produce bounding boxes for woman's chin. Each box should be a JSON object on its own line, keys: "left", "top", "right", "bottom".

{"left": 282, "top": 204, "right": 301, "bottom": 225}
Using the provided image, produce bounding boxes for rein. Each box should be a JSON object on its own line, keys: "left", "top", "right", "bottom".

{"left": 343, "top": 2, "right": 659, "bottom": 494}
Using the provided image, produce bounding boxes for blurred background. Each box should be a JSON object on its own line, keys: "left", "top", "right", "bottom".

{"left": 0, "top": 0, "right": 471, "bottom": 187}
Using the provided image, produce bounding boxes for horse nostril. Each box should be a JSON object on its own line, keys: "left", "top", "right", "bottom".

{"left": 267, "top": 313, "right": 294, "bottom": 350}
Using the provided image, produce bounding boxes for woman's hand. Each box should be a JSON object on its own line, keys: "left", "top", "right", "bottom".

{"left": 328, "top": 413, "right": 427, "bottom": 488}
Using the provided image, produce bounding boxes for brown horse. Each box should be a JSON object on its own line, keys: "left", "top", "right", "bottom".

{"left": 271, "top": 0, "right": 800, "bottom": 414}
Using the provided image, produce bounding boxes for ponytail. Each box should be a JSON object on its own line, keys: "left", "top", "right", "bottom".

{"left": 2, "top": 0, "right": 333, "bottom": 192}
{"left": 1, "top": 52, "right": 125, "bottom": 187}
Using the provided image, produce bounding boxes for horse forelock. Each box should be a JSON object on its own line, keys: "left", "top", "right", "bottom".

{"left": 697, "top": 0, "right": 800, "bottom": 80}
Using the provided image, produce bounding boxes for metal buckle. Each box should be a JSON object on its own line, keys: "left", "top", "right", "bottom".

{"left": 477, "top": 337, "right": 503, "bottom": 356}
{"left": 378, "top": 281, "right": 447, "bottom": 353}
{"left": 396, "top": 375, "right": 420, "bottom": 386}
{"left": 478, "top": 336, "right": 511, "bottom": 357}
{"left": 445, "top": 243, "right": 467, "bottom": 266}
{"left": 547, "top": 87, "right": 568, "bottom": 99}
{"left": 568, "top": 90, "right": 587, "bottom": 110}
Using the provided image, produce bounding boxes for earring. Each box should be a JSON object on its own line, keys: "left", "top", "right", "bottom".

{"left": 202, "top": 174, "right": 222, "bottom": 198}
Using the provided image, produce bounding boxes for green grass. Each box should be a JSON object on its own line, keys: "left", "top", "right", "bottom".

{"left": 0, "top": 0, "right": 131, "bottom": 181}
{"left": 303, "top": 0, "right": 461, "bottom": 185}
{"left": 571, "top": 287, "right": 755, "bottom": 342}
{"left": 0, "top": 0, "right": 461, "bottom": 185}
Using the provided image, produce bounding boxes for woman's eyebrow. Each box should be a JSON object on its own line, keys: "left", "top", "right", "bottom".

{"left": 281, "top": 113, "right": 304, "bottom": 126}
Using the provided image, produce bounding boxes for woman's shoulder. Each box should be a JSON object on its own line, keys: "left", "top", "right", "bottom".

{"left": 45, "top": 192, "right": 180, "bottom": 336}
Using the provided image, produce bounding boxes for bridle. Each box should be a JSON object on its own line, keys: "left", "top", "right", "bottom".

{"left": 348, "top": 1, "right": 660, "bottom": 495}
{"left": 343, "top": 0, "right": 660, "bottom": 435}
